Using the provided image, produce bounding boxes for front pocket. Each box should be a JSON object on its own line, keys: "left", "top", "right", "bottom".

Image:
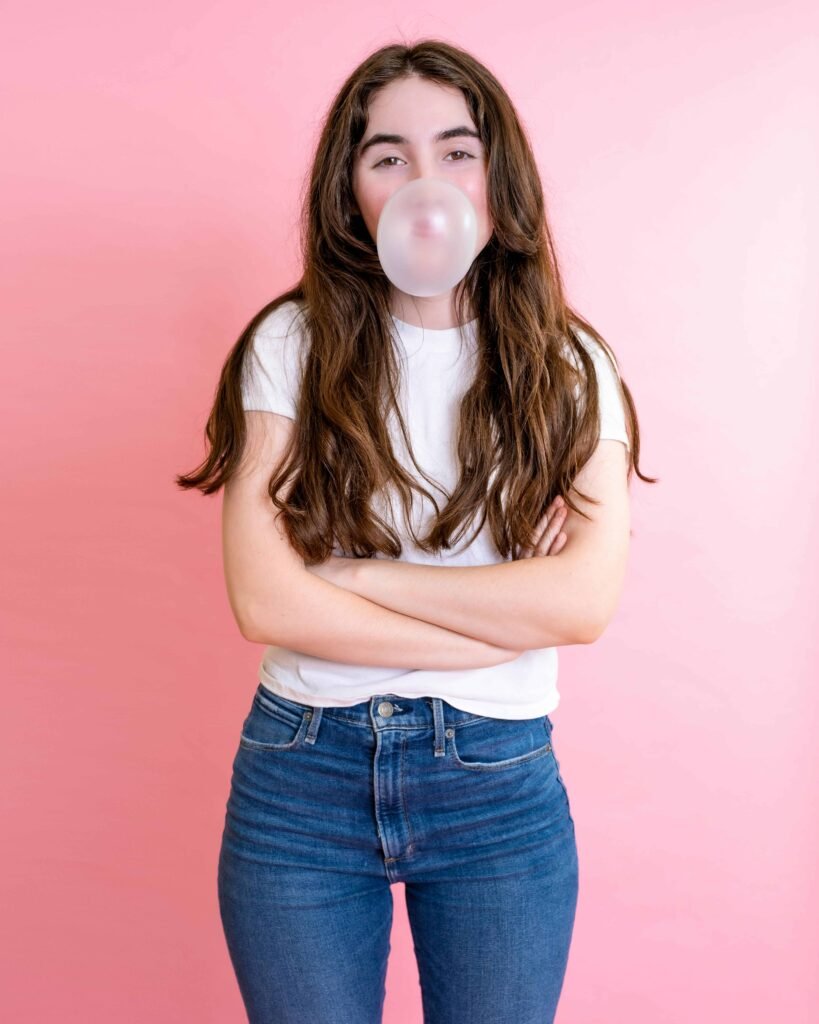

{"left": 239, "top": 689, "right": 309, "bottom": 751}
{"left": 450, "top": 715, "right": 553, "bottom": 772}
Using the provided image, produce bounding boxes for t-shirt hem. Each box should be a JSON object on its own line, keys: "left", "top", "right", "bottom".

{"left": 258, "top": 675, "right": 559, "bottom": 721}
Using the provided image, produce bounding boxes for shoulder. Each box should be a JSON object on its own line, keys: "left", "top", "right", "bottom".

{"left": 562, "top": 324, "right": 631, "bottom": 450}
{"left": 563, "top": 324, "right": 622, "bottom": 380}
{"left": 248, "top": 299, "right": 310, "bottom": 376}
{"left": 241, "top": 300, "right": 309, "bottom": 418}
{"left": 560, "top": 325, "right": 626, "bottom": 408}
{"left": 254, "top": 299, "right": 309, "bottom": 345}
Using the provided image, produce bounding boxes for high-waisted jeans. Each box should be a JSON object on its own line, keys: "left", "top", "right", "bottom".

{"left": 217, "top": 684, "right": 579, "bottom": 1024}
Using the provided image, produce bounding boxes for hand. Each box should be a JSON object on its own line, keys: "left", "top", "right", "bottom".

{"left": 519, "top": 495, "right": 568, "bottom": 559}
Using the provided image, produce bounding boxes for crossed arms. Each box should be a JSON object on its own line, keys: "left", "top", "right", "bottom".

{"left": 304, "top": 439, "right": 631, "bottom": 652}
{"left": 225, "top": 409, "right": 630, "bottom": 669}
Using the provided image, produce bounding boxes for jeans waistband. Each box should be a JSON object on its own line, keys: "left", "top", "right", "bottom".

{"left": 257, "top": 686, "right": 485, "bottom": 758}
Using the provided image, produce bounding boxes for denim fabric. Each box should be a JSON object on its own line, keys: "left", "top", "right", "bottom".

{"left": 218, "top": 684, "right": 579, "bottom": 1024}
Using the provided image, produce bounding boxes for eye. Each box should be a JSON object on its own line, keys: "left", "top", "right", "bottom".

{"left": 373, "top": 150, "right": 476, "bottom": 168}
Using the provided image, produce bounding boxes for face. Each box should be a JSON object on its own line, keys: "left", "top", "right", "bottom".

{"left": 351, "top": 75, "right": 493, "bottom": 321}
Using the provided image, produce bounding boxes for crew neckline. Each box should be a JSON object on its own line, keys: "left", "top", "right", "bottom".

{"left": 390, "top": 313, "right": 479, "bottom": 350}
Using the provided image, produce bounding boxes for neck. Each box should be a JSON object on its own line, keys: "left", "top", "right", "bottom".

{"left": 389, "top": 288, "right": 474, "bottom": 330}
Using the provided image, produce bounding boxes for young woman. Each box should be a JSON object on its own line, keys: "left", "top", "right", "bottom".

{"left": 178, "top": 38, "right": 653, "bottom": 1024}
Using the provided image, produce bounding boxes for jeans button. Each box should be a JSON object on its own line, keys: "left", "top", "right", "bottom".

{"left": 377, "top": 701, "right": 394, "bottom": 717}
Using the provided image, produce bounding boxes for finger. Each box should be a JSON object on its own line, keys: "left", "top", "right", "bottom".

{"left": 533, "top": 515, "right": 561, "bottom": 555}
{"left": 534, "top": 508, "right": 566, "bottom": 555}
{"left": 532, "top": 497, "right": 564, "bottom": 546}
{"left": 541, "top": 530, "right": 566, "bottom": 557}
{"left": 523, "top": 497, "right": 566, "bottom": 558}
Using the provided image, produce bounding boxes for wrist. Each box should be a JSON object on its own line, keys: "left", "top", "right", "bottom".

{"left": 323, "top": 553, "right": 365, "bottom": 594}
{"left": 344, "top": 554, "right": 365, "bottom": 593}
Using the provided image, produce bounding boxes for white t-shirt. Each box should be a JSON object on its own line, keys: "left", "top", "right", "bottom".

{"left": 240, "top": 300, "right": 630, "bottom": 719}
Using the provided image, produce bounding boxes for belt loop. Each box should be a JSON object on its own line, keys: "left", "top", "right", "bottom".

{"left": 303, "top": 705, "right": 323, "bottom": 745}
{"left": 432, "top": 697, "right": 446, "bottom": 757}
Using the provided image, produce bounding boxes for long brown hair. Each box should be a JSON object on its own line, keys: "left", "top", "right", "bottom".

{"left": 176, "top": 39, "right": 657, "bottom": 565}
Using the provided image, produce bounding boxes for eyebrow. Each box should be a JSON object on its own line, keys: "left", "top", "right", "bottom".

{"left": 357, "top": 125, "right": 483, "bottom": 157}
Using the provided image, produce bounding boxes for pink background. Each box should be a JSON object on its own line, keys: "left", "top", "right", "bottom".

{"left": 2, "top": 2, "right": 817, "bottom": 1020}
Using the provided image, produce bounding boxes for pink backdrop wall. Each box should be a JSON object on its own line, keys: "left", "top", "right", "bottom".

{"left": 2, "top": 1, "right": 817, "bottom": 1020}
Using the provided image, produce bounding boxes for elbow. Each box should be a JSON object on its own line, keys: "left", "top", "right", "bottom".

{"left": 236, "top": 598, "right": 275, "bottom": 644}
{"left": 225, "top": 585, "right": 264, "bottom": 643}
{"left": 239, "top": 620, "right": 261, "bottom": 643}
{"left": 531, "top": 613, "right": 604, "bottom": 649}
{"left": 238, "top": 590, "right": 297, "bottom": 646}
{"left": 559, "top": 557, "right": 627, "bottom": 646}
{"left": 237, "top": 570, "right": 315, "bottom": 645}
{"left": 237, "top": 607, "right": 262, "bottom": 643}
{"left": 575, "top": 620, "right": 604, "bottom": 645}
{"left": 575, "top": 603, "right": 615, "bottom": 645}
{"left": 226, "top": 596, "right": 260, "bottom": 643}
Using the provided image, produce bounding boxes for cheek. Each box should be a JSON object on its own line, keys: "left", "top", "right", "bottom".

{"left": 459, "top": 174, "right": 489, "bottom": 216}
{"left": 367, "top": 194, "right": 392, "bottom": 220}
{"left": 355, "top": 184, "right": 391, "bottom": 223}
{"left": 464, "top": 182, "right": 492, "bottom": 237}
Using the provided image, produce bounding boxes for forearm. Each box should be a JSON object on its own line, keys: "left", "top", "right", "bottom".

{"left": 242, "top": 570, "right": 524, "bottom": 670}
{"left": 337, "top": 557, "right": 596, "bottom": 650}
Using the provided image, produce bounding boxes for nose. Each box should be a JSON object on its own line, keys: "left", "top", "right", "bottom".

{"left": 405, "top": 157, "right": 440, "bottom": 183}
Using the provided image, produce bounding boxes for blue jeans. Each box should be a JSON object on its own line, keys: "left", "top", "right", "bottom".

{"left": 218, "top": 684, "right": 579, "bottom": 1024}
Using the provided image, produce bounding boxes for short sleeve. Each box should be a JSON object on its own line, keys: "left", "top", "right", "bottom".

{"left": 241, "top": 300, "right": 307, "bottom": 420}
{"left": 568, "top": 327, "right": 630, "bottom": 451}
